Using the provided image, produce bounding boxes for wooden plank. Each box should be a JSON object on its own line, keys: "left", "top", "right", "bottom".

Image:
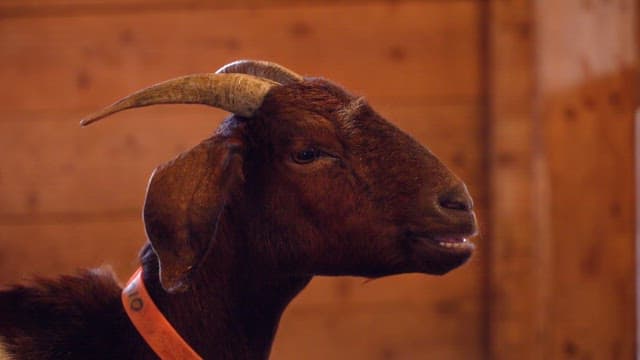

{"left": 0, "top": 0, "right": 409, "bottom": 11}
{"left": 543, "top": 69, "right": 636, "bottom": 360}
{"left": 0, "top": 0, "right": 402, "bottom": 18}
{"left": 538, "top": 0, "right": 637, "bottom": 93}
{"left": 0, "top": 219, "right": 146, "bottom": 285}
{"left": 537, "top": 0, "right": 637, "bottom": 356}
{"left": 273, "top": 301, "right": 482, "bottom": 360}
{"left": 0, "top": 106, "right": 221, "bottom": 217}
{"left": 485, "top": 1, "right": 549, "bottom": 359}
{"left": 0, "top": 0, "right": 435, "bottom": 6}
{"left": 0, "top": 1, "right": 479, "bottom": 112}
{"left": 298, "top": 269, "right": 480, "bottom": 307}
{"left": 0, "top": 101, "right": 481, "bottom": 216}
{"left": 485, "top": 0, "right": 638, "bottom": 359}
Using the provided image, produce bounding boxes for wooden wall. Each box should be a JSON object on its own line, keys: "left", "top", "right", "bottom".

{"left": 0, "top": 1, "right": 636, "bottom": 359}
{"left": 0, "top": 1, "right": 486, "bottom": 359}
{"left": 486, "top": 1, "right": 638, "bottom": 359}
{"left": 537, "top": 1, "right": 637, "bottom": 358}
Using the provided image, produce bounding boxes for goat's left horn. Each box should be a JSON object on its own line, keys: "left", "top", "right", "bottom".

{"left": 216, "top": 60, "right": 303, "bottom": 85}
{"left": 79, "top": 73, "right": 277, "bottom": 126}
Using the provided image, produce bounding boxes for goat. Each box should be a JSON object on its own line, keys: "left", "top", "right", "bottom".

{"left": 0, "top": 60, "right": 477, "bottom": 359}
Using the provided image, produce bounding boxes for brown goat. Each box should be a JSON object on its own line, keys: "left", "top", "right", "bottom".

{"left": 0, "top": 60, "right": 477, "bottom": 359}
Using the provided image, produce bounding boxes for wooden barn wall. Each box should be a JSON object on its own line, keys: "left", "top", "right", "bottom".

{"left": 485, "top": 1, "right": 543, "bottom": 358}
{"left": 537, "top": 1, "right": 637, "bottom": 358}
{"left": 487, "top": 0, "right": 638, "bottom": 359}
{"left": 0, "top": 1, "right": 486, "bottom": 359}
{"left": 0, "top": 0, "right": 637, "bottom": 359}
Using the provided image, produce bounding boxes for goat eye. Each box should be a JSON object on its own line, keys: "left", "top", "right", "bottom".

{"left": 292, "top": 148, "right": 318, "bottom": 164}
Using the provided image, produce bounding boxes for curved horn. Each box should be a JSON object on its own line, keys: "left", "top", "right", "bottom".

{"left": 80, "top": 73, "right": 277, "bottom": 126}
{"left": 216, "top": 60, "right": 303, "bottom": 85}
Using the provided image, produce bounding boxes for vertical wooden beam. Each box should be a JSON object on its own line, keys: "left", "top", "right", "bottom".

{"left": 487, "top": 0, "right": 638, "bottom": 359}
{"left": 537, "top": 0, "right": 637, "bottom": 358}
{"left": 485, "top": 0, "right": 549, "bottom": 359}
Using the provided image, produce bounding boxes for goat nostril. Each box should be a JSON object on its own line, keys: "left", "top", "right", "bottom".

{"left": 438, "top": 187, "right": 473, "bottom": 212}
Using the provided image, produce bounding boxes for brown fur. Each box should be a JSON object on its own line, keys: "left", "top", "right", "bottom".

{"left": 0, "top": 77, "right": 476, "bottom": 359}
{"left": 0, "top": 269, "right": 154, "bottom": 359}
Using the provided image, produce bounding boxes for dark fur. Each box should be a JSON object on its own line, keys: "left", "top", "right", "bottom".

{"left": 0, "top": 269, "right": 152, "bottom": 359}
{"left": 0, "top": 78, "right": 476, "bottom": 359}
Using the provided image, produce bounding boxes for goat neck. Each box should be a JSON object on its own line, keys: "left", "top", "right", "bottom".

{"left": 139, "top": 214, "right": 312, "bottom": 360}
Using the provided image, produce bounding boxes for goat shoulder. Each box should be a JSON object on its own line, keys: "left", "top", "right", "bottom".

{"left": 0, "top": 268, "right": 154, "bottom": 359}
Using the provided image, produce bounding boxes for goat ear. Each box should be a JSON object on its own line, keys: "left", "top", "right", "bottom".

{"left": 143, "top": 137, "right": 244, "bottom": 293}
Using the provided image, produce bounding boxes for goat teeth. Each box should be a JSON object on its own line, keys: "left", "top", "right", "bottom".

{"left": 438, "top": 241, "right": 469, "bottom": 249}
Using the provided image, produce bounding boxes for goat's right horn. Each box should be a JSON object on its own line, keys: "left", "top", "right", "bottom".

{"left": 80, "top": 73, "right": 277, "bottom": 126}
{"left": 216, "top": 60, "right": 303, "bottom": 85}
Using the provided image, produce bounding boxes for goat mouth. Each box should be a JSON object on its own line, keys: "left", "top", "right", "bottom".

{"left": 407, "top": 232, "right": 476, "bottom": 253}
{"left": 402, "top": 230, "right": 476, "bottom": 274}
{"left": 433, "top": 236, "right": 474, "bottom": 249}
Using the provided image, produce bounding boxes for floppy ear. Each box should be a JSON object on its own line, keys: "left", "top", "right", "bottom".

{"left": 143, "top": 136, "right": 244, "bottom": 293}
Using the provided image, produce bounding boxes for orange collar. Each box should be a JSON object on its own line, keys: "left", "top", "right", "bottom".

{"left": 122, "top": 268, "right": 203, "bottom": 360}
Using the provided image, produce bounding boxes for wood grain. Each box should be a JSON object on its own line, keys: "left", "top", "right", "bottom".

{"left": 537, "top": 1, "right": 637, "bottom": 358}
{"left": 543, "top": 69, "right": 636, "bottom": 360}
{"left": 484, "top": 1, "right": 550, "bottom": 358}
{"left": 273, "top": 301, "right": 482, "bottom": 360}
{"left": 0, "top": 1, "right": 479, "bottom": 111}
{"left": 0, "top": 219, "right": 146, "bottom": 284}
{"left": 0, "top": 0, "right": 421, "bottom": 18}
